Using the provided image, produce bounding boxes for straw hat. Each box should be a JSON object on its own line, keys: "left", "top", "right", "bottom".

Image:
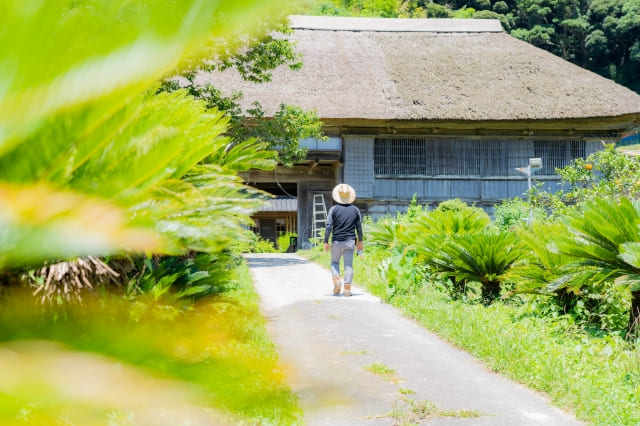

{"left": 332, "top": 183, "right": 356, "bottom": 204}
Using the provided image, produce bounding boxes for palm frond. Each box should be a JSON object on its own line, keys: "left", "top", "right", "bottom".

{"left": 429, "top": 230, "right": 524, "bottom": 302}
{"left": 0, "top": 184, "right": 162, "bottom": 269}
{"left": 551, "top": 198, "right": 640, "bottom": 284}
{"left": 0, "top": 0, "right": 288, "bottom": 155}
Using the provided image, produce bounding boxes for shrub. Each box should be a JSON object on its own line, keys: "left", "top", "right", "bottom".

{"left": 494, "top": 197, "right": 546, "bottom": 230}
{"left": 431, "top": 231, "right": 524, "bottom": 303}
{"left": 509, "top": 222, "right": 629, "bottom": 330}
{"left": 276, "top": 232, "right": 297, "bottom": 252}
{"left": 549, "top": 197, "right": 640, "bottom": 336}
{"left": 529, "top": 143, "right": 640, "bottom": 217}
{"left": 125, "top": 252, "right": 240, "bottom": 301}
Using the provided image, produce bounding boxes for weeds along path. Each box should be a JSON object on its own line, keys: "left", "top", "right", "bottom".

{"left": 245, "top": 253, "right": 582, "bottom": 426}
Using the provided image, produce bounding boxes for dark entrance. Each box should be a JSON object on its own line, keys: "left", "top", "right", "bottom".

{"left": 259, "top": 219, "right": 277, "bottom": 244}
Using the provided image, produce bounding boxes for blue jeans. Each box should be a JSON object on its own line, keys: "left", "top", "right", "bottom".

{"left": 331, "top": 240, "right": 356, "bottom": 283}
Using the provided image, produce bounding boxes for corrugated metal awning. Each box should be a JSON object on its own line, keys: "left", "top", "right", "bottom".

{"left": 258, "top": 196, "right": 297, "bottom": 212}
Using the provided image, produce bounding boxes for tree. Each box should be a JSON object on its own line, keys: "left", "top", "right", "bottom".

{"left": 163, "top": 21, "right": 325, "bottom": 167}
{"left": 528, "top": 143, "right": 640, "bottom": 217}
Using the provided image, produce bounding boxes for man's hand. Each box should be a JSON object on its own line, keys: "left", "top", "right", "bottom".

{"left": 324, "top": 242, "right": 330, "bottom": 252}
{"left": 356, "top": 240, "right": 363, "bottom": 251}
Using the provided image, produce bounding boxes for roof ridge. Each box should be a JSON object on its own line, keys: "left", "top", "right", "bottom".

{"left": 288, "top": 15, "right": 504, "bottom": 33}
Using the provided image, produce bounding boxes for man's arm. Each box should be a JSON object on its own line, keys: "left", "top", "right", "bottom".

{"left": 324, "top": 206, "right": 334, "bottom": 251}
{"left": 355, "top": 208, "right": 363, "bottom": 250}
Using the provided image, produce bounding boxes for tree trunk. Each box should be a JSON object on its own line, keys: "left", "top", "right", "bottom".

{"left": 627, "top": 290, "right": 640, "bottom": 338}
{"left": 481, "top": 280, "right": 501, "bottom": 305}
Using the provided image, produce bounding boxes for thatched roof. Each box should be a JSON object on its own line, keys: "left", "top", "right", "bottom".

{"left": 198, "top": 15, "right": 640, "bottom": 123}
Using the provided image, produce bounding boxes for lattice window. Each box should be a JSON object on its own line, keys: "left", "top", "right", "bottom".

{"left": 374, "top": 137, "right": 585, "bottom": 177}
{"left": 534, "top": 140, "right": 585, "bottom": 175}
{"left": 374, "top": 138, "right": 426, "bottom": 175}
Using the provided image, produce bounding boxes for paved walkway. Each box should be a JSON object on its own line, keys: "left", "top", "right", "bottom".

{"left": 245, "top": 253, "right": 581, "bottom": 425}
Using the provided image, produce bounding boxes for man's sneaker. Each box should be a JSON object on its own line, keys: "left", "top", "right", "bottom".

{"left": 333, "top": 277, "right": 342, "bottom": 295}
{"left": 343, "top": 284, "right": 352, "bottom": 297}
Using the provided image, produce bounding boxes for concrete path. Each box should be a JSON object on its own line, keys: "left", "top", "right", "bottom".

{"left": 245, "top": 253, "right": 581, "bottom": 425}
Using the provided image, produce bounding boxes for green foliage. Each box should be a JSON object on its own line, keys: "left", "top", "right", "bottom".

{"left": 434, "top": 198, "right": 472, "bottom": 213}
{"left": 0, "top": 260, "right": 302, "bottom": 424}
{"left": 0, "top": 2, "right": 303, "bottom": 422}
{"left": 277, "top": 232, "right": 298, "bottom": 252}
{"left": 126, "top": 252, "right": 240, "bottom": 301}
{"left": 234, "top": 235, "right": 278, "bottom": 253}
{"left": 0, "top": 0, "right": 293, "bottom": 269}
{"left": 510, "top": 222, "right": 629, "bottom": 329}
{"left": 452, "top": 6, "right": 477, "bottom": 18}
{"left": 0, "top": 0, "right": 283, "bottom": 157}
{"left": 371, "top": 201, "right": 493, "bottom": 299}
{"left": 209, "top": 23, "right": 303, "bottom": 84}
{"left": 425, "top": 2, "right": 453, "bottom": 17}
{"left": 367, "top": 218, "right": 404, "bottom": 249}
{"left": 247, "top": 104, "right": 325, "bottom": 167}
{"left": 396, "top": 290, "right": 640, "bottom": 425}
{"left": 430, "top": 231, "right": 524, "bottom": 303}
{"left": 493, "top": 197, "right": 546, "bottom": 230}
{"left": 510, "top": 222, "right": 575, "bottom": 293}
{"left": 552, "top": 198, "right": 640, "bottom": 279}
{"left": 379, "top": 246, "right": 425, "bottom": 298}
{"left": 547, "top": 197, "right": 640, "bottom": 333}
{"left": 529, "top": 143, "right": 640, "bottom": 216}
{"left": 399, "top": 201, "right": 490, "bottom": 255}
{"left": 367, "top": 197, "right": 422, "bottom": 250}
{"left": 299, "top": 246, "right": 640, "bottom": 425}
{"left": 164, "top": 19, "right": 325, "bottom": 168}
{"left": 0, "top": 88, "right": 274, "bottom": 263}
{"left": 163, "top": 83, "right": 324, "bottom": 167}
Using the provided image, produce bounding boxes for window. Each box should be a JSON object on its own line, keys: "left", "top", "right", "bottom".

{"left": 374, "top": 137, "right": 585, "bottom": 177}
{"left": 374, "top": 138, "right": 426, "bottom": 175}
{"left": 534, "top": 140, "right": 585, "bottom": 175}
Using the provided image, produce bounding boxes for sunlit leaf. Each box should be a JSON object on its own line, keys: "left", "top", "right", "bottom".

{"left": 0, "top": 184, "right": 162, "bottom": 268}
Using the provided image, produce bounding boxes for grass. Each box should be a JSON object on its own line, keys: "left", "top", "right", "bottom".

{"left": 365, "top": 362, "right": 402, "bottom": 383}
{"left": 372, "top": 397, "right": 482, "bottom": 425}
{"left": 0, "top": 259, "right": 302, "bottom": 425}
{"left": 300, "top": 246, "right": 640, "bottom": 425}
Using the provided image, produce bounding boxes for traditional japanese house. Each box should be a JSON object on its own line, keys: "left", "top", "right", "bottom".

{"left": 200, "top": 15, "right": 640, "bottom": 246}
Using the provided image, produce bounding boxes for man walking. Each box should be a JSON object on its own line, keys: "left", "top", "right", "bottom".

{"left": 323, "top": 183, "right": 363, "bottom": 297}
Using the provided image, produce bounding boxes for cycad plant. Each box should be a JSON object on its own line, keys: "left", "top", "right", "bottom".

{"left": 430, "top": 231, "right": 524, "bottom": 303}
{"left": 549, "top": 197, "right": 640, "bottom": 335}
{"left": 368, "top": 218, "right": 404, "bottom": 250}
{"left": 0, "top": 0, "right": 288, "bottom": 270}
{"left": 508, "top": 222, "right": 579, "bottom": 312}
{"left": 394, "top": 202, "right": 491, "bottom": 299}
{"left": 399, "top": 203, "right": 491, "bottom": 264}
{"left": 126, "top": 252, "right": 240, "bottom": 302}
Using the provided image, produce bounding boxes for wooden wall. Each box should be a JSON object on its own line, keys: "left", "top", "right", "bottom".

{"left": 344, "top": 136, "right": 606, "bottom": 218}
{"left": 243, "top": 134, "right": 610, "bottom": 244}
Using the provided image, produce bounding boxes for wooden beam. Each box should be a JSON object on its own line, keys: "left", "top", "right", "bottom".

{"left": 321, "top": 115, "right": 639, "bottom": 133}
{"left": 241, "top": 165, "right": 336, "bottom": 183}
